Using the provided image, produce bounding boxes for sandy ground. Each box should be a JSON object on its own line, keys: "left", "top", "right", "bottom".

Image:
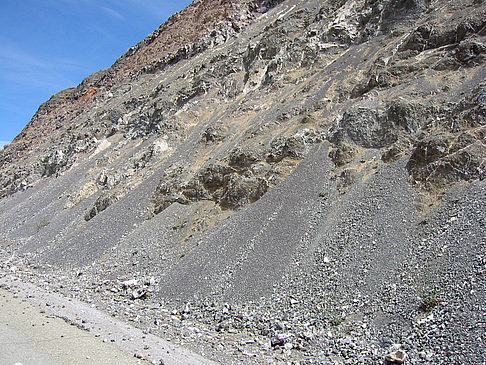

{"left": 0, "top": 287, "right": 148, "bottom": 365}
{"left": 0, "top": 274, "right": 217, "bottom": 365}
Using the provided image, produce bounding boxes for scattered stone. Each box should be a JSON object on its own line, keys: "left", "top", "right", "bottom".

{"left": 271, "top": 333, "right": 293, "bottom": 347}
{"left": 385, "top": 349, "right": 407, "bottom": 364}
{"left": 122, "top": 279, "right": 139, "bottom": 289}
{"left": 1, "top": 1, "right": 486, "bottom": 365}
{"left": 131, "top": 289, "right": 149, "bottom": 300}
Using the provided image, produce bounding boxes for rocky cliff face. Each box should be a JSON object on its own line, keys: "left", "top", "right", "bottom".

{"left": 1, "top": 0, "right": 485, "bottom": 364}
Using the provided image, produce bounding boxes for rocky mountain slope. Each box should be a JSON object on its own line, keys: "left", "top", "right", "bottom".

{"left": 1, "top": 0, "right": 485, "bottom": 363}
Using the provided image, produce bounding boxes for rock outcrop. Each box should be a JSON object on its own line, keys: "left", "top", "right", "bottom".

{"left": 1, "top": 0, "right": 485, "bottom": 364}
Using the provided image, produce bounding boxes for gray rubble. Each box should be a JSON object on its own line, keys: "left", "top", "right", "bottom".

{"left": 1, "top": 0, "right": 485, "bottom": 364}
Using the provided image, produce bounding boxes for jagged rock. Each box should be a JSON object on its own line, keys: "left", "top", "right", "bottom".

{"left": 271, "top": 333, "right": 293, "bottom": 347}
{"left": 151, "top": 180, "right": 189, "bottom": 215}
{"left": 198, "top": 164, "right": 233, "bottom": 192}
{"left": 152, "top": 157, "right": 272, "bottom": 213}
{"left": 409, "top": 134, "right": 452, "bottom": 167}
{"left": 329, "top": 101, "right": 429, "bottom": 152}
{"left": 84, "top": 194, "right": 118, "bottom": 221}
{"left": 131, "top": 148, "right": 153, "bottom": 170}
{"left": 97, "top": 171, "right": 121, "bottom": 188}
{"left": 455, "top": 38, "right": 486, "bottom": 64}
{"left": 408, "top": 129, "right": 486, "bottom": 188}
{"left": 337, "top": 169, "right": 358, "bottom": 192}
{"left": 131, "top": 289, "right": 149, "bottom": 300}
{"left": 122, "top": 279, "right": 139, "bottom": 289}
{"left": 182, "top": 179, "right": 210, "bottom": 202}
{"left": 329, "top": 142, "right": 358, "bottom": 166}
{"left": 381, "top": 142, "right": 406, "bottom": 163}
{"left": 220, "top": 175, "right": 268, "bottom": 209}
{"left": 266, "top": 130, "right": 318, "bottom": 162}
{"left": 386, "top": 99, "right": 426, "bottom": 135}
{"left": 328, "top": 108, "right": 397, "bottom": 149}
{"left": 385, "top": 349, "right": 407, "bottom": 364}
{"left": 2, "top": 1, "right": 486, "bottom": 364}
{"left": 228, "top": 147, "right": 262, "bottom": 168}
{"left": 452, "top": 84, "right": 486, "bottom": 129}
{"left": 39, "top": 149, "right": 70, "bottom": 177}
{"left": 201, "top": 126, "right": 225, "bottom": 143}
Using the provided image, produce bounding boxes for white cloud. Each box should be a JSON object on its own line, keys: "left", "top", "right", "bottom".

{"left": 0, "top": 43, "right": 87, "bottom": 72}
{"left": 0, "top": 42, "right": 90, "bottom": 91}
{"left": 100, "top": 6, "right": 125, "bottom": 20}
{"left": 0, "top": 141, "right": 10, "bottom": 149}
{"left": 87, "top": 24, "right": 115, "bottom": 40}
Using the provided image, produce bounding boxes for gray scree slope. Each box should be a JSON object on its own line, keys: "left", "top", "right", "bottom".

{"left": 1, "top": 0, "right": 485, "bottom": 363}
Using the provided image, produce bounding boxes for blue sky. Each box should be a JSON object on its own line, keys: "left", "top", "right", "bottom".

{"left": 0, "top": 0, "right": 192, "bottom": 149}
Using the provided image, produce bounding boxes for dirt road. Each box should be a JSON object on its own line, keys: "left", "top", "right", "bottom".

{"left": 0, "top": 287, "right": 148, "bottom": 365}
{"left": 0, "top": 275, "right": 217, "bottom": 365}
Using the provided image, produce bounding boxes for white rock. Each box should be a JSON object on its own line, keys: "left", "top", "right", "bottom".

{"left": 385, "top": 349, "right": 407, "bottom": 364}
{"left": 122, "top": 279, "right": 139, "bottom": 289}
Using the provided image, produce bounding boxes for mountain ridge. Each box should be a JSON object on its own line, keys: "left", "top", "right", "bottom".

{"left": 0, "top": 0, "right": 279, "bottom": 189}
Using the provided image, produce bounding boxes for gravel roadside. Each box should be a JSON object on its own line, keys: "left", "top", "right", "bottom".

{"left": 0, "top": 275, "right": 217, "bottom": 365}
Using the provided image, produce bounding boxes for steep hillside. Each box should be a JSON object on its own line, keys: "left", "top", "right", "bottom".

{"left": 0, "top": 0, "right": 278, "bottom": 195}
{"left": 1, "top": 0, "right": 485, "bottom": 364}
